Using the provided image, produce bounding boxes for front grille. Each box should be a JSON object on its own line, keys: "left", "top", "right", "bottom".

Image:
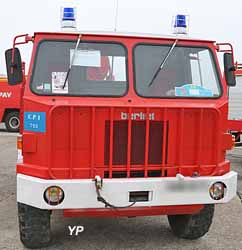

{"left": 45, "top": 105, "right": 221, "bottom": 180}
{"left": 104, "top": 120, "right": 166, "bottom": 166}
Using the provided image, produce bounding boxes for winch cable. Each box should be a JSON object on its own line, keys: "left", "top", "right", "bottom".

{"left": 94, "top": 176, "right": 136, "bottom": 209}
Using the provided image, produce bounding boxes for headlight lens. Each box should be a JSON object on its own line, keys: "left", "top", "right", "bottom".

{"left": 44, "top": 186, "right": 64, "bottom": 206}
{"left": 209, "top": 182, "right": 226, "bottom": 200}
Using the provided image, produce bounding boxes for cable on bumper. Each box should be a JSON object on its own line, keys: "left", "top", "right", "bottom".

{"left": 94, "top": 176, "right": 136, "bottom": 209}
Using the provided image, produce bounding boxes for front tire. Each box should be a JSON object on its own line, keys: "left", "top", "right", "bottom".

{"left": 5, "top": 111, "right": 20, "bottom": 132}
{"left": 18, "top": 203, "right": 51, "bottom": 249}
{"left": 167, "top": 204, "right": 214, "bottom": 239}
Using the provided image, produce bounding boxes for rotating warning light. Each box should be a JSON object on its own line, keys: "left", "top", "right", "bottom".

{"left": 62, "top": 7, "right": 75, "bottom": 21}
{"left": 61, "top": 4, "right": 77, "bottom": 31}
{"left": 174, "top": 14, "right": 187, "bottom": 28}
{"left": 173, "top": 14, "right": 189, "bottom": 35}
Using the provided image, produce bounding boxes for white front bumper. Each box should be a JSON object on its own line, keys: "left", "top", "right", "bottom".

{"left": 17, "top": 171, "right": 238, "bottom": 210}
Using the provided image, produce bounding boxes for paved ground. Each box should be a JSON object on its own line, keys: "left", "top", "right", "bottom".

{"left": 0, "top": 124, "right": 242, "bottom": 250}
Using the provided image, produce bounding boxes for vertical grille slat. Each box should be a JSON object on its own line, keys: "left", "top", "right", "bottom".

{"left": 109, "top": 108, "right": 114, "bottom": 178}
{"left": 69, "top": 107, "right": 74, "bottom": 178}
{"left": 90, "top": 107, "right": 95, "bottom": 177}
{"left": 127, "top": 108, "right": 132, "bottom": 177}
{"left": 178, "top": 108, "right": 185, "bottom": 172}
{"left": 196, "top": 109, "right": 203, "bottom": 165}
{"left": 144, "top": 107, "right": 150, "bottom": 177}
{"left": 162, "top": 109, "right": 168, "bottom": 176}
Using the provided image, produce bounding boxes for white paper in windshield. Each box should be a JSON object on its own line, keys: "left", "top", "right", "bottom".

{"left": 70, "top": 49, "right": 101, "bottom": 67}
{"left": 52, "top": 72, "right": 68, "bottom": 94}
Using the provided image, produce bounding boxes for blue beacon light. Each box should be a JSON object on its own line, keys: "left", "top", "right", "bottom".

{"left": 62, "top": 7, "right": 75, "bottom": 21}
{"left": 173, "top": 14, "right": 188, "bottom": 35}
{"left": 61, "top": 6, "right": 77, "bottom": 31}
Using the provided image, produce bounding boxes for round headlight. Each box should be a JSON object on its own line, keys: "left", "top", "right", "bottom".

{"left": 209, "top": 182, "right": 226, "bottom": 200}
{"left": 44, "top": 186, "right": 64, "bottom": 206}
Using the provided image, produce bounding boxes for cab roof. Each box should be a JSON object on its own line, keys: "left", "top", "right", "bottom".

{"left": 34, "top": 31, "right": 216, "bottom": 44}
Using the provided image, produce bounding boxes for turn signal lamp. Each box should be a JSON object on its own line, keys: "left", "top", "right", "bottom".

{"left": 17, "top": 135, "right": 23, "bottom": 163}
{"left": 17, "top": 135, "right": 23, "bottom": 150}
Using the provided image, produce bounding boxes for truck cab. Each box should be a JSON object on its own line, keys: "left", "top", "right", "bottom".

{"left": 5, "top": 30, "right": 238, "bottom": 248}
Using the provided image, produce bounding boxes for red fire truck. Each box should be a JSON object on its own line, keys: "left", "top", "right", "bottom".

{"left": 228, "top": 64, "right": 242, "bottom": 143}
{"left": 0, "top": 77, "right": 21, "bottom": 132}
{"left": 5, "top": 14, "right": 238, "bottom": 248}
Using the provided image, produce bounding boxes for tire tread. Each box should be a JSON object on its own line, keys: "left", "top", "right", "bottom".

{"left": 18, "top": 203, "right": 51, "bottom": 249}
{"left": 168, "top": 204, "right": 214, "bottom": 239}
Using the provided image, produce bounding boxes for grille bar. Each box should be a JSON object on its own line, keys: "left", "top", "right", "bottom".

{"left": 69, "top": 107, "right": 74, "bottom": 178}
{"left": 90, "top": 107, "right": 96, "bottom": 177}
{"left": 178, "top": 108, "right": 185, "bottom": 170}
{"left": 162, "top": 108, "right": 168, "bottom": 176}
{"left": 109, "top": 108, "right": 114, "bottom": 178}
{"left": 196, "top": 109, "right": 203, "bottom": 165}
{"left": 127, "top": 107, "right": 132, "bottom": 178}
{"left": 144, "top": 107, "right": 150, "bottom": 177}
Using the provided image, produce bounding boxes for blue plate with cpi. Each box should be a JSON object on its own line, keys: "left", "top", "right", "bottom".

{"left": 24, "top": 112, "right": 46, "bottom": 133}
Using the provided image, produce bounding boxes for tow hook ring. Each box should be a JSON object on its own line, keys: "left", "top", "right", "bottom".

{"left": 94, "top": 175, "right": 103, "bottom": 190}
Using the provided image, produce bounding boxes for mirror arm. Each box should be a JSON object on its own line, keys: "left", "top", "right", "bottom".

{"left": 10, "top": 34, "right": 32, "bottom": 74}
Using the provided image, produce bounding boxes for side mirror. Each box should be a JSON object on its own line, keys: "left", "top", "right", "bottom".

{"left": 5, "top": 48, "right": 23, "bottom": 85}
{"left": 224, "top": 53, "right": 236, "bottom": 87}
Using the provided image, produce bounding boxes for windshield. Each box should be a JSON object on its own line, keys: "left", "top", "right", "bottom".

{"left": 134, "top": 44, "right": 222, "bottom": 98}
{"left": 31, "top": 40, "right": 128, "bottom": 96}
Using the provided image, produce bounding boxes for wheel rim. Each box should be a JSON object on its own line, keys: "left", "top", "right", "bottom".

{"left": 9, "top": 116, "right": 20, "bottom": 129}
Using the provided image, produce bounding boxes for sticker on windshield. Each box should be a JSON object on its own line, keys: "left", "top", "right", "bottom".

{"left": 70, "top": 49, "right": 101, "bottom": 67}
{"left": 52, "top": 72, "right": 68, "bottom": 94}
{"left": 36, "top": 83, "right": 51, "bottom": 92}
{"left": 175, "top": 84, "right": 213, "bottom": 97}
{"left": 44, "top": 83, "right": 51, "bottom": 91}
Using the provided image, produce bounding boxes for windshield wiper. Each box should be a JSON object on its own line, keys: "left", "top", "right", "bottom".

{"left": 148, "top": 39, "right": 178, "bottom": 87}
{"left": 62, "top": 34, "right": 82, "bottom": 89}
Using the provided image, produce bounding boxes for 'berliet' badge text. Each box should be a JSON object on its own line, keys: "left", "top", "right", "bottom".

{"left": 121, "top": 112, "right": 155, "bottom": 121}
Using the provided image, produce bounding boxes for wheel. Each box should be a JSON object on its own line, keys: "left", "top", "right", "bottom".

{"left": 5, "top": 111, "right": 20, "bottom": 132}
{"left": 18, "top": 202, "right": 51, "bottom": 249}
{"left": 167, "top": 204, "right": 214, "bottom": 239}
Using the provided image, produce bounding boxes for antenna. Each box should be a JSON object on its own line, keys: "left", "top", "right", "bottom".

{"left": 114, "top": 0, "right": 119, "bottom": 32}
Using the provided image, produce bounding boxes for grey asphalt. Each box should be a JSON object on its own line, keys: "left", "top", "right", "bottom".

{"left": 0, "top": 124, "right": 241, "bottom": 250}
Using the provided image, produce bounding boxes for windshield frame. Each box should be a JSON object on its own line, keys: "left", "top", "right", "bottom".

{"left": 132, "top": 42, "right": 223, "bottom": 99}
{"left": 30, "top": 39, "right": 129, "bottom": 97}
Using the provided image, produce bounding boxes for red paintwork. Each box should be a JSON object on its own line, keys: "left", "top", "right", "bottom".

{"left": 63, "top": 205, "right": 204, "bottom": 217}
{"left": 13, "top": 32, "right": 233, "bottom": 216}
{"left": 228, "top": 69, "right": 242, "bottom": 132}
{"left": 0, "top": 78, "right": 21, "bottom": 123}
{"left": 228, "top": 120, "right": 242, "bottom": 131}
